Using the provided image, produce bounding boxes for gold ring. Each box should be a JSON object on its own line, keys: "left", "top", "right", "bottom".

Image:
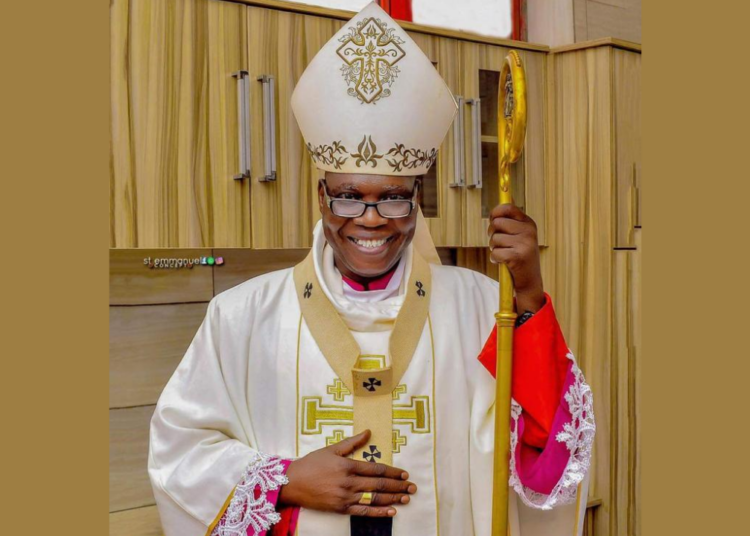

{"left": 359, "top": 492, "right": 374, "bottom": 505}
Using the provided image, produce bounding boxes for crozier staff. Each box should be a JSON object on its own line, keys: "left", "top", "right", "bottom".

{"left": 149, "top": 3, "right": 595, "bottom": 536}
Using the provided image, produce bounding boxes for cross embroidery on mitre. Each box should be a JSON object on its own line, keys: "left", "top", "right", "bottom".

{"left": 337, "top": 17, "right": 406, "bottom": 104}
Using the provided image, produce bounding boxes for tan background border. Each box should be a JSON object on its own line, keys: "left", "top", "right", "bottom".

{"left": 3, "top": 1, "right": 747, "bottom": 535}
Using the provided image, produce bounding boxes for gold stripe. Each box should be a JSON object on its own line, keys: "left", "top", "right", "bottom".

{"left": 428, "top": 314, "right": 440, "bottom": 536}
{"left": 205, "top": 486, "right": 237, "bottom": 536}
{"left": 296, "top": 314, "right": 302, "bottom": 458}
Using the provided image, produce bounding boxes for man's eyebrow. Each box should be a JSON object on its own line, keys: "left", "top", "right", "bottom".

{"left": 333, "top": 183, "right": 360, "bottom": 192}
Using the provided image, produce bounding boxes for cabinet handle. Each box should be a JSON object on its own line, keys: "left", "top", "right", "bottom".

{"left": 466, "top": 98, "right": 482, "bottom": 189}
{"left": 232, "top": 70, "right": 250, "bottom": 180}
{"left": 257, "top": 75, "right": 277, "bottom": 182}
{"left": 449, "top": 96, "right": 465, "bottom": 188}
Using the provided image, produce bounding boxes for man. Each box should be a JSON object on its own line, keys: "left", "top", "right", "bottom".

{"left": 148, "top": 3, "right": 594, "bottom": 536}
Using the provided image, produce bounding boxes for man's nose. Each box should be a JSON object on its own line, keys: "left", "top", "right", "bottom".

{"left": 354, "top": 205, "right": 387, "bottom": 226}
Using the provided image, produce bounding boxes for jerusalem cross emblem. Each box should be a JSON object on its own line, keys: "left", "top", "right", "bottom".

{"left": 337, "top": 17, "right": 406, "bottom": 104}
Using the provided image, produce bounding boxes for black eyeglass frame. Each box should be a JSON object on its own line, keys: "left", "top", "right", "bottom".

{"left": 320, "top": 180, "right": 420, "bottom": 219}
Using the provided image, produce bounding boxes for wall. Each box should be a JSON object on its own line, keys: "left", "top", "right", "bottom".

{"left": 527, "top": 0, "right": 641, "bottom": 46}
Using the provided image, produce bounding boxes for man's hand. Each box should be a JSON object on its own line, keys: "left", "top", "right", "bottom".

{"left": 278, "top": 430, "right": 417, "bottom": 517}
{"left": 487, "top": 203, "right": 545, "bottom": 313}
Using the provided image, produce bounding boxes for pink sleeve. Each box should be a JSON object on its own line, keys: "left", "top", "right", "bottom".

{"left": 209, "top": 455, "right": 300, "bottom": 536}
{"left": 477, "top": 294, "right": 596, "bottom": 509}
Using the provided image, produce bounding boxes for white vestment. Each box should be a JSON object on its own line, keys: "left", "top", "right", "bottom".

{"left": 149, "top": 223, "right": 592, "bottom": 536}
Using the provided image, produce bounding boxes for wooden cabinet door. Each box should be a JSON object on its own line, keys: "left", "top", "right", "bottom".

{"left": 246, "top": 8, "right": 342, "bottom": 248}
{"left": 111, "top": 0, "right": 249, "bottom": 248}
{"left": 406, "top": 33, "right": 464, "bottom": 247}
{"left": 613, "top": 48, "right": 641, "bottom": 248}
{"left": 459, "top": 43, "right": 547, "bottom": 247}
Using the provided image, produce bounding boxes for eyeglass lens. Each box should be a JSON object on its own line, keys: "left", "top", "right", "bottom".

{"left": 331, "top": 199, "right": 412, "bottom": 218}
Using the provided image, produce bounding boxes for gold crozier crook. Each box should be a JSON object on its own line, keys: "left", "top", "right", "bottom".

{"left": 492, "top": 50, "right": 528, "bottom": 536}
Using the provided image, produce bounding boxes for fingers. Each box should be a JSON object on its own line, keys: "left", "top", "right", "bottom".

{"left": 353, "top": 476, "right": 418, "bottom": 495}
{"left": 345, "top": 504, "right": 397, "bottom": 518}
{"left": 489, "top": 231, "right": 522, "bottom": 251}
{"left": 349, "top": 460, "right": 409, "bottom": 481}
{"left": 353, "top": 491, "right": 411, "bottom": 507}
{"left": 487, "top": 217, "right": 527, "bottom": 238}
{"left": 489, "top": 203, "right": 529, "bottom": 222}
{"left": 332, "top": 430, "right": 371, "bottom": 457}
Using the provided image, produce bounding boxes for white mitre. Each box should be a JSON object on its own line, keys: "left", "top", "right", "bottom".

{"left": 291, "top": 1, "right": 458, "bottom": 178}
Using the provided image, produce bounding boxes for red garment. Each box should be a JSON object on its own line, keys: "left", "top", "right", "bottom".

{"left": 477, "top": 293, "right": 571, "bottom": 448}
{"left": 342, "top": 263, "right": 398, "bottom": 291}
{"left": 387, "top": 0, "right": 413, "bottom": 22}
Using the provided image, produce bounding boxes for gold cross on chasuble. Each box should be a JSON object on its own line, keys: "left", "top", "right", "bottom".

{"left": 294, "top": 249, "right": 431, "bottom": 466}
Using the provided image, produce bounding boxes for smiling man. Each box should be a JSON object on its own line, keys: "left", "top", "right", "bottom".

{"left": 148, "top": 3, "right": 594, "bottom": 536}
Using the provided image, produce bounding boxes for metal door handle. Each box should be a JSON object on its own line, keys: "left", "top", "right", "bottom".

{"left": 466, "top": 98, "right": 482, "bottom": 189}
{"left": 449, "top": 96, "right": 465, "bottom": 188}
{"left": 257, "top": 75, "right": 277, "bottom": 182}
{"left": 232, "top": 70, "right": 250, "bottom": 179}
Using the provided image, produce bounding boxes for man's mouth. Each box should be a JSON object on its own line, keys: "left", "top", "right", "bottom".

{"left": 348, "top": 236, "right": 394, "bottom": 249}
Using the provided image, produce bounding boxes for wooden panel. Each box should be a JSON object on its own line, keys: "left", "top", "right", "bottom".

{"left": 246, "top": 7, "right": 323, "bottom": 248}
{"left": 110, "top": 303, "right": 208, "bottom": 408}
{"left": 408, "top": 32, "right": 464, "bottom": 247}
{"left": 305, "top": 15, "right": 345, "bottom": 230}
{"left": 585, "top": 0, "right": 641, "bottom": 44}
{"left": 111, "top": 0, "right": 249, "bottom": 248}
{"left": 110, "top": 505, "right": 162, "bottom": 536}
{"left": 613, "top": 49, "right": 641, "bottom": 247}
{"left": 110, "top": 249, "right": 214, "bottom": 305}
{"left": 110, "top": 405, "right": 155, "bottom": 512}
{"left": 549, "top": 46, "right": 617, "bottom": 536}
{"left": 461, "top": 43, "right": 547, "bottom": 248}
{"left": 455, "top": 248, "right": 499, "bottom": 282}
{"left": 573, "top": 0, "right": 589, "bottom": 42}
{"left": 520, "top": 50, "right": 548, "bottom": 246}
{"left": 213, "top": 248, "right": 309, "bottom": 294}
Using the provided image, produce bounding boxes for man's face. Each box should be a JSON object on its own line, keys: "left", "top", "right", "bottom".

{"left": 319, "top": 172, "right": 419, "bottom": 281}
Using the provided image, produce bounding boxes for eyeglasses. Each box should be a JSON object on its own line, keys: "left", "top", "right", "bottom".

{"left": 321, "top": 181, "right": 418, "bottom": 219}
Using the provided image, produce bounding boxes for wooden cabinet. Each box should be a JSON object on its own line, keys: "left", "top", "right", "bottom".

{"left": 549, "top": 40, "right": 641, "bottom": 249}
{"left": 457, "top": 43, "right": 548, "bottom": 247}
{"left": 111, "top": 0, "right": 249, "bottom": 248}
{"left": 546, "top": 39, "right": 641, "bottom": 536}
{"left": 111, "top": 0, "right": 551, "bottom": 250}
{"left": 245, "top": 6, "right": 342, "bottom": 248}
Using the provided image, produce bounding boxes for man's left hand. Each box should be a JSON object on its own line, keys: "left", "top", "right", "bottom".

{"left": 487, "top": 203, "right": 545, "bottom": 314}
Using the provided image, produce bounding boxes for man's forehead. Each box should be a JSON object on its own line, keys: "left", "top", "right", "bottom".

{"left": 325, "top": 173, "right": 416, "bottom": 191}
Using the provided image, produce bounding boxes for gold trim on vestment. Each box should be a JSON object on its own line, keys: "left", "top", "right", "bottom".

{"left": 293, "top": 249, "right": 431, "bottom": 467}
{"left": 205, "top": 486, "right": 237, "bottom": 536}
{"left": 428, "top": 314, "right": 441, "bottom": 536}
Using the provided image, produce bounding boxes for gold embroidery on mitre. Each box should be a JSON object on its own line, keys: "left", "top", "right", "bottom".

{"left": 337, "top": 17, "right": 406, "bottom": 104}
{"left": 386, "top": 144, "right": 438, "bottom": 172}
{"left": 306, "top": 141, "right": 348, "bottom": 170}
{"left": 307, "top": 136, "right": 437, "bottom": 172}
{"left": 351, "top": 135, "right": 384, "bottom": 168}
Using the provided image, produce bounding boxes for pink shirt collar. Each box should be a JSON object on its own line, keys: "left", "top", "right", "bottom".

{"left": 342, "top": 264, "right": 398, "bottom": 292}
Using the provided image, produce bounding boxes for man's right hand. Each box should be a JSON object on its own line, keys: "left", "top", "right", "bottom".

{"left": 278, "top": 430, "right": 417, "bottom": 517}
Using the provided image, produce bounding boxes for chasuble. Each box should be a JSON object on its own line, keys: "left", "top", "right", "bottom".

{"left": 148, "top": 223, "right": 595, "bottom": 536}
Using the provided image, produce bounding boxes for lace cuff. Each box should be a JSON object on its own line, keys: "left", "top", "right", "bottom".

{"left": 210, "top": 452, "right": 291, "bottom": 536}
{"left": 509, "top": 352, "right": 596, "bottom": 510}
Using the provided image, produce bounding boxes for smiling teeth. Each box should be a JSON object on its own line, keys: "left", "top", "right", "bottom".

{"left": 354, "top": 238, "right": 388, "bottom": 249}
